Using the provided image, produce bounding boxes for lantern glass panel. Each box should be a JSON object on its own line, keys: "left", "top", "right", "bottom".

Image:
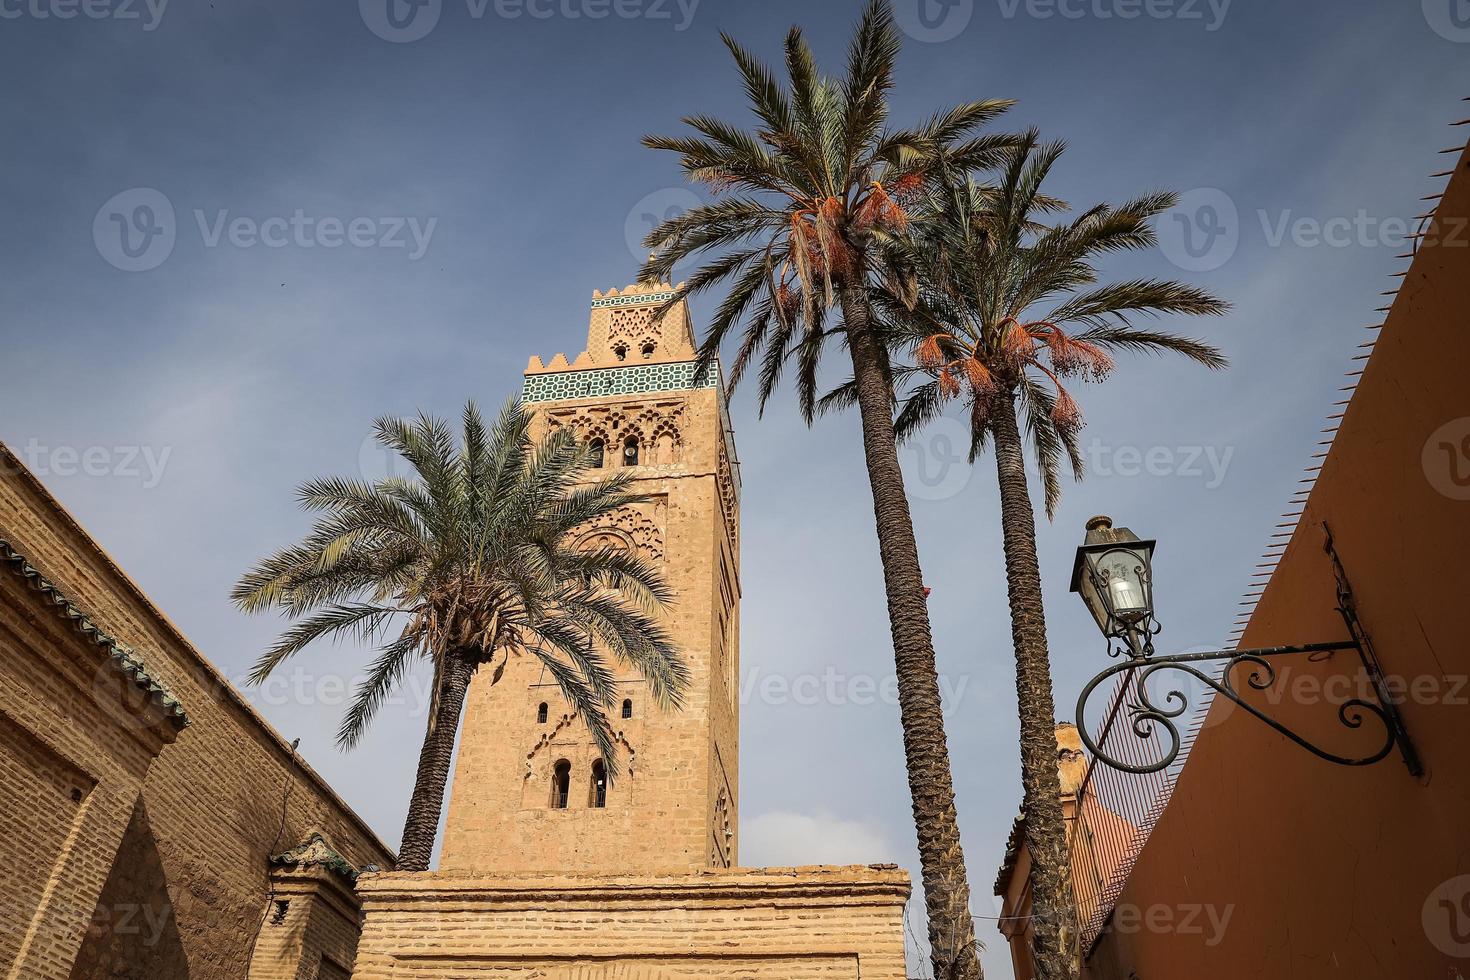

{"left": 1077, "top": 563, "right": 1111, "bottom": 633}
{"left": 1095, "top": 546, "right": 1151, "bottom": 623}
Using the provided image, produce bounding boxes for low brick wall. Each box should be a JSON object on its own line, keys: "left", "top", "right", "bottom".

{"left": 352, "top": 866, "right": 911, "bottom": 979}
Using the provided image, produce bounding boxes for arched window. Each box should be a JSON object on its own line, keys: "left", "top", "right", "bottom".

{"left": 622, "top": 437, "right": 639, "bottom": 467}
{"left": 536, "top": 702, "right": 548, "bottom": 724}
{"left": 613, "top": 342, "right": 629, "bottom": 362}
{"left": 590, "top": 760, "right": 607, "bottom": 808}
{"left": 621, "top": 699, "right": 633, "bottom": 719}
{"left": 655, "top": 431, "right": 677, "bottom": 465}
{"left": 588, "top": 439, "right": 604, "bottom": 468}
{"left": 640, "top": 341, "right": 656, "bottom": 359}
{"left": 551, "top": 760, "right": 571, "bottom": 809}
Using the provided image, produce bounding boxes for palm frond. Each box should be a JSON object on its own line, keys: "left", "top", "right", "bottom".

{"left": 237, "top": 401, "right": 689, "bottom": 773}
{"left": 1072, "top": 325, "right": 1228, "bottom": 369}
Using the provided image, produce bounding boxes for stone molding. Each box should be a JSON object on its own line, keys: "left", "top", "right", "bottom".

{"left": 356, "top": 865, "right": 911, "bottom": 908}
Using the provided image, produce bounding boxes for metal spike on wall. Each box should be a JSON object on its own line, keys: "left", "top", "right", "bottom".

{"left": 1219, "top": 102, "right": 1461, "bottom": 657}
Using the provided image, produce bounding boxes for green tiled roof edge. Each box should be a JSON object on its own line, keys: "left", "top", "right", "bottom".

{"left": 271, "top": 832, "right": 360, "bottom": 883}
{"left": 0, "top": 537, "right": 189, "bottom": 729}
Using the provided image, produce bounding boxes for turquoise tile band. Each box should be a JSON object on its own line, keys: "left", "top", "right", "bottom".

{"left": 589, "top": 291, "right": 677, "bottom": 309}
{"left": 523, "top": 360, "right": 719, "bottom": 403}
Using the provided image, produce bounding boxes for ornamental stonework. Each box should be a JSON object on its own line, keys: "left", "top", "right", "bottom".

{"left": 546, "top": 402, "right": 688, "bottom": 469}
{"left": 574, "top": 503, "right": 665, "bottom": 564}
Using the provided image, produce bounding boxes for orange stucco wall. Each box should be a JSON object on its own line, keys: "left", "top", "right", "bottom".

{"left": 1083, "top": 145, "right": 1470, "bottom": 978}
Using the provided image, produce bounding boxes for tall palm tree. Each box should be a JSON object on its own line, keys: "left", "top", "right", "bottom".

{"left": 234, "top": 401, "right": 688, "bottom": 871}
{"left": 639, "top": 2, "right": 1013, "bottom": 975}
{"left": 885, "top": 135, "right": 1228, "bottom": 978}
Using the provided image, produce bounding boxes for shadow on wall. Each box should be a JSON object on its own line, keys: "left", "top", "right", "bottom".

{"left": 68, "top": 800, "right": 188, "bottom": 980}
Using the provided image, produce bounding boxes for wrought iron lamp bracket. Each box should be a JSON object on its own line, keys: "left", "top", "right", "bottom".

{"left": 1077, "top": 524, "right": 1422, "bottom": 777}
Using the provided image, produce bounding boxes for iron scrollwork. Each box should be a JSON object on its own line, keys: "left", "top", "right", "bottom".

{"left": 1076, "top": 641, "right": 1398, "bottom": 776}
{"left": 1076, "top": 523, "right": 1421, "bottom": 777}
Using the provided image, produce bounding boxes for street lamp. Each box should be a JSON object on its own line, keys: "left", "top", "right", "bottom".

{"left": 1069, "top": 516, "right": 1157, "bottom": 657}
{"left": 1070, "top": 517, "right": 1421, "bottom": 777}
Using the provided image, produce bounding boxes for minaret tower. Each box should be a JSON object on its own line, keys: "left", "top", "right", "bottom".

{"left": 441, "top": 282, "right": 741, "bottom": 874}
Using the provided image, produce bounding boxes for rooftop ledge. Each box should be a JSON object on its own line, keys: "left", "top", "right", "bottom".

{"left": 356, "top": 865, "right": 911, "bottom": 905}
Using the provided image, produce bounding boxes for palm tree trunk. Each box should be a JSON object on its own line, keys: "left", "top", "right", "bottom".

{"left": 989, "top": 389, "right": 1077, "bottom": 980}
{"left": 837, "top": 282, "right": 982, "bottom": 980}
{"left": 397, "top": 653, "right": 476, "bottom": 871}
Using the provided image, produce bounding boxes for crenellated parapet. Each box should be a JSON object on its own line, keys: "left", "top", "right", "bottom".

{"left": 526, "top": 281, "right": 698, "bottom": 375}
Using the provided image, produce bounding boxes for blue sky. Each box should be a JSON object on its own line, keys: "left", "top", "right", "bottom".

{"left": 2, "top": 0, "right": 1466, "bottom": 974}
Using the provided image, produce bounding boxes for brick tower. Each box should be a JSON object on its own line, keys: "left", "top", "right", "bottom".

{"left": 356, "top": 278, "right": 908, "bottom": 978}
{"left": 440, "top": 282, "right": 742, "bottom": 874}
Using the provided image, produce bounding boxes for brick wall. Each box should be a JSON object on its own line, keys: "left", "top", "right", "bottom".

{"left": 246, "top": 865, "right": 362, "bottom": 980}
{"left": 352, "top": 867, "right": 911, "bottom": 979}
{"left": 0, "top": 445, "right": 394, "bottom": 979}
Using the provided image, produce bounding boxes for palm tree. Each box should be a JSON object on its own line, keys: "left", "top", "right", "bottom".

{"left": 885, "top": 135, "right": 1228, "bottom": 978}
{"left": 638, "top": 2, "right": 1013, "bottom": 975}
{"left": 233, "top": 401, "right": 688, "bottom": 871}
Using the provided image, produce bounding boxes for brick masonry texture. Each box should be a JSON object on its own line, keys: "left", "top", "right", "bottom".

{"left": 364, "top": 286, "right": 911, "bottom": 978}
{"left": 353, "top": 867, "right": 912, "bottom": 979}
{"left": 0, "top": 280, "right": 911, "bottom": 978}
{"left": 0, "top": 444, "right": 394, "bottom": 979}
{"left": 443, "top": 286, "right": 741, "bottom": 876}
